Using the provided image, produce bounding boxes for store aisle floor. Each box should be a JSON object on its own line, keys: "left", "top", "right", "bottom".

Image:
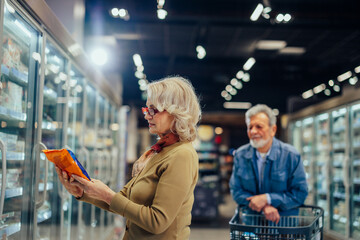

{"left": 190, "top": 193, "right": 237, "bottom": 240}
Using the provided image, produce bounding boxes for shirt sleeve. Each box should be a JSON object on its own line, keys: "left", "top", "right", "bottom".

{"left": 109, "top": 149, "right": 197, "bottom": 234}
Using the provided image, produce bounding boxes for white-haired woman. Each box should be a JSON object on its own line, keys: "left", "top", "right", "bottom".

{"left": 55, "top": 76, "right": 202, "bottom": 239}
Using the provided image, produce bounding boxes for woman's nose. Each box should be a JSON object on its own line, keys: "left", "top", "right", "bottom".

{"left": 144, "top": 113, "right": 153, "bottom": 120}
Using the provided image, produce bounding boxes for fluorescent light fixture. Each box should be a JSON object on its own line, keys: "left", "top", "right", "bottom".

{"left": 135, "top": 71, "right": 144, "bottom": 79}
{"left": 250, "top": 3, "right": 264, "bottom": 21}
{"left": 279, "top": 47, "right": 306, "bottom": 55}
{"left": 90, "top": 48, "right": 108, "bottom": 66}
{"left": 355, "top": 65, "right": 360, "bottom": 73}
{"left": 14, "top": 20, "right": 31, "bottom": 38}
{"left": 302, "top": 89, "right": 313, "bottom": 99}
{"left": 263, "top": 7, "right": 272, "bottom": 13}
{"left": 337, "top": 71, "right": 352, "bottom": 82}
{"left": 223, "top": 102, "right": 252, "bottom": 109}
{"left": 133, "top": 54, "right": 143, "bottom": 66}
{"left": 272, "top": 109, "right": 279, "bottom": 116}
{"left": 324, "top": 89, "right": 331, "bottom": 96}
{"left": 243, "top": 57, "right": 256, "bottom": 71}
{"left": 229, "top": 88, "right": 237, "bottom": 95}
{"left": 328, "top": 80, "right": 334, "bottom": 87}
{"left": 256, "top": 40, "right": 286, "bottom": 50}
{"left": 157, "top": 9, "right": 167, "bottom": 19}
{"left": 313, "top": 83, "right": 326, "bottom": 94}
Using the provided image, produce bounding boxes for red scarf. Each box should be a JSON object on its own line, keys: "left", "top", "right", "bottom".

{"left": 132, "top": 132, "right": 179, "bottom": 177}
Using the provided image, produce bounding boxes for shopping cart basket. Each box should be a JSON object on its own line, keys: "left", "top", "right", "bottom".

{"left": 229, "top": 205, "right": 324, "bottom": 240}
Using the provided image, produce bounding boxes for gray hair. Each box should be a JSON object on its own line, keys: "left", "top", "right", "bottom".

{"left": 245, "top": 104, "right": 276, "bottom": 126}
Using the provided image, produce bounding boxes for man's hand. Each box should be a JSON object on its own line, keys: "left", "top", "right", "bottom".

{"left": 246, "top": 194, "right": 267, "bottom": 212}
{"left": 263, "top": 205, "right": 280, "bottom": 224}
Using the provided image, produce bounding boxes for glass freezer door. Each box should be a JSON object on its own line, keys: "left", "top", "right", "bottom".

{"left": 301, "top": 117, "right": 315, "bottom": 205}
{"left": 314, "top": 113, "right": 330, "bottom": 227}
{"left": 0, "top": 1, "right": 39, "bottom": 239}
{"left": 83, "top": 84, "right": 97, "bottom": 238}
{"left": 66, "top": 65, "right": 85, "bottom": 240}
{"left": 350, "top": 102, "right": 360, "bottom": 239}
{"left": 35, "top": 39, "right": 68, "bottom": 240}
{"left": 330, "top": 107, "right": 349, "bottom": 236}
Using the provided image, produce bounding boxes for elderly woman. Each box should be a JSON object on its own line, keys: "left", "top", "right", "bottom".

{"left": 55, "top": 76, "right": 201, "bottom": 239}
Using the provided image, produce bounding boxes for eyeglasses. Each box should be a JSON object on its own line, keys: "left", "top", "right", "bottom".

{"left": 142, "top": 107, "right": 159, "bottom": 116}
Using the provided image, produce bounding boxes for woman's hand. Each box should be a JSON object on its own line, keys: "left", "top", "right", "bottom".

{"left": 71, "top": 175, "right": 116, "bottom": 205}
{"left": 55, "top": 166, "right": 84, "bottom": 198}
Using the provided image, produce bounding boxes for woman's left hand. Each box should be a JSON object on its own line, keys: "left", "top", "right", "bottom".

{"left": 71, "top": 175, "right": 116, "bottom": 205}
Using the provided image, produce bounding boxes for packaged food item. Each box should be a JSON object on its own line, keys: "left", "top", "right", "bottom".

{"left": 42, "top": 149, "right": 91, "bottom": 181}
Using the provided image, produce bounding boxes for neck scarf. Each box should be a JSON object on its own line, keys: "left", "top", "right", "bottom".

{"left": 132, "top": 132, "right": 179, "bottom": 177}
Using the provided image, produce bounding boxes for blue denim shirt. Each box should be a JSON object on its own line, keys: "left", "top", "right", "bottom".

{"left": 229, "top": 138, "right": 308, "bottom": 216}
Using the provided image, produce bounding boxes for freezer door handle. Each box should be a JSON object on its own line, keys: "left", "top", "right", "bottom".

{"left": 35, "top": 142, "right": 48, "bottom": 208}
{"left": 343, "top": 156, "right": 350, "bottom": 187}
{"left": 0, "top": 139, "right": 7, "bottom": 218}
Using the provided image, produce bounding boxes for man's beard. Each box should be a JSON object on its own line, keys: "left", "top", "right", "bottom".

{"left": 250, "top": 137, "right": 271, "bottom": 149}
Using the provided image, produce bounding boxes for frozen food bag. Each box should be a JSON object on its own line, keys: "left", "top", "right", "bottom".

{"left": 42, "top": 149, "right": 91, "bottom": 181}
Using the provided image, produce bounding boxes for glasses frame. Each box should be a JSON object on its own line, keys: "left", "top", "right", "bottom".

{"left": 142, "top": 107, "right": 160, "bottom": 116}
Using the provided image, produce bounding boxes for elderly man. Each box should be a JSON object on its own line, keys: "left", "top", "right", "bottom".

{"left": 230, "top": 104, "right": 308, "bottom": 223}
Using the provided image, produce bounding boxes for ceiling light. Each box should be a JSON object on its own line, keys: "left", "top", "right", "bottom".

{"left": 337, "top": 71, "right": 352, "bottom": 82}
{"left": 349, "top": 76, "right": 358, "bottom": 85}
{"left": 230, "top": 78, "right": 238, "bottom": 86}
{"left": 111, "top": 8, "right": 119, "bottom": 17}
{"left": 157, "top": 9, "right": 167, "bottom": 19}
{"left": 250, "top": 3, "right": 264, "bottom": 21}
{"left": 256, "top": 40, "right": 287, "bottom": 50}
{"left": 158, "top": 0, "right": 165, "bottom": 8}
{"left": 133, "top": 54, "right": 143, "bottom": 67}
{"left": 225, "top": 85, "right": 233, "bottom": 92}
{"left": 196, "top": 45, "right": 206, "bottom": 59}
{"left": 90, "top": 48, "right": 108, "bottom": 66}
{"left": 242, "top": 73, "right": 250, "bottom": 82}
{"left": 324, "top": 89, "right": 331, "bottom": 96}
{"left": 223, "top": 102, "right": 252, "bottom": 109}
{"left": 283, "top": 14, "right": 292, "bottom": 22}
{"left": 243, "top": 57, "right": 256, "bottom": 71}
{"left": 313, "top": 83, "right": 326, "bottom": 94}
{"left": 355, "top": 65, "right": 360, "bottom": 73}
{"left": 229, "top": 88, "right": 237, "bottom": 95}
{"left": 302, "top": 89, "right": 313, "bottom": 99}
{"left": 279, "top": 47, "right": 306, "bottom": 55}
{"left": 135, "top": 71, "right": 144, "bottom": 79}
{"left": 236, "top": 70, "right": 244, "bottom": 79}
{"left": 234, "top": 81, "right": 243, "bottom": 89}
{"left": 333, "top": 85, "right": 340, "bottom": 92}
{"left": 328, "top": 80, "right": 334, "bottom": 87}
{"left": 118, "top": 8, "right": 127, "bottom": 18}
{"left": 276, "top": 14, "right": 284, "bottom": 22}
{"left": 221, "top": 90, "right": 228, "bottom": 98}
{"left": 263, "top": 7, "right": 272, "bottom": 13}
{"left": 272, "top": 109, "right": 279, "bottom": 116}
{"left": 224, "top": 95, "right": 232, "bottom": 101}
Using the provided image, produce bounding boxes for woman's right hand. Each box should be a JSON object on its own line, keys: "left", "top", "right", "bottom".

{"left": 55, "top": 166, "right": 84, "bottom": 198}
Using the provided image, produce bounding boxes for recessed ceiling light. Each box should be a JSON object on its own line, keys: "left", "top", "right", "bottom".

{"left": 279, "top": 47, "right": 306, "bottom": 55}
{"left": 256, "top": 40, "right": 287, "bottom": 50}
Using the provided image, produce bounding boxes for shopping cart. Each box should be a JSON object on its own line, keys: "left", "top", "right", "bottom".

{"left": 229, "top": 205, "right": 324, "bottom": 240}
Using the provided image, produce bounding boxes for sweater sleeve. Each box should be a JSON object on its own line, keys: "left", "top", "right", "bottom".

{"left": 109, "top": 149, "right": 197, "bottom": 234}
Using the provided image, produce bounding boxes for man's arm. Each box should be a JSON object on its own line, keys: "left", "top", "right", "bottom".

{"left": 268, "top": 154, "right": 308, "bottom": 211}
{"left": 229, "top": 158, "right": 253, "bottom": 206}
